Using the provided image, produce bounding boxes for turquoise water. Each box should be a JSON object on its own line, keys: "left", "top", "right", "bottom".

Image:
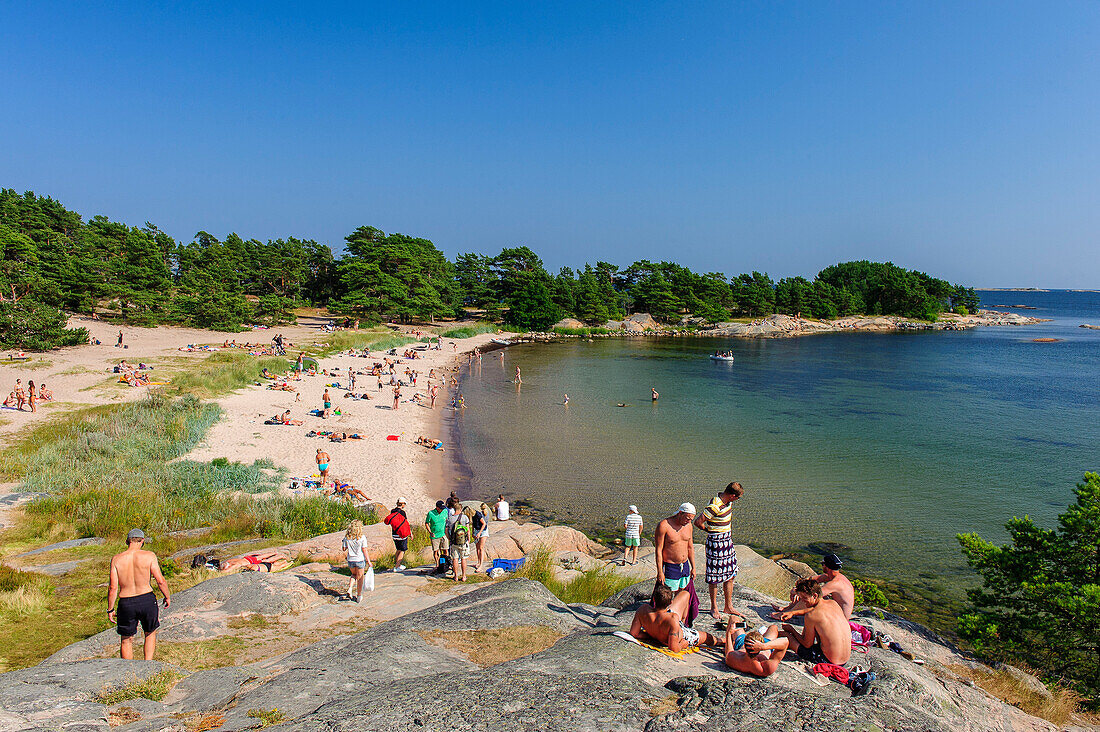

{"left": 451, "top": 291, "right": 1100, "bottom": 597}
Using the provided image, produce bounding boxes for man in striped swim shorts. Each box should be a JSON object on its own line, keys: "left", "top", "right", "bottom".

{"left": 694, "top": 481, "right": 744, "bottom": 622}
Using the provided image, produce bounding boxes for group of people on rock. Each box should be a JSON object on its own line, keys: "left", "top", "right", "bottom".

{"left": 628, "top": 482, "right": 856, "bottom": 677}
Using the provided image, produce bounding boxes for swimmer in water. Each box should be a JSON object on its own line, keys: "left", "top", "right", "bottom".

{"left": 652, "top": 388, "right": 659, "bottom": 401}
{"left": 514, "top": 366, "right": 522, "bottom": 384}
{"left": 563, "top": 394, "right": 569, "bottom": 405}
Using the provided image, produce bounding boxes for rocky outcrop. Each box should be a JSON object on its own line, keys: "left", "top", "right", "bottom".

{"left": 2, "top": 573, "right": 1063, "bottom": 732}
{"left": 553, "top": 317, "right": 587, "bottom": 329}
{"left": 623, "top": 313, "right": 659, "bottom": 331}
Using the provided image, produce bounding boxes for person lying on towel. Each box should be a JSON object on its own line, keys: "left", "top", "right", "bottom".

{"left": 724, "top": 623, "right": 789, "bottom": 677}
{"left": 630, "top": 583, "right": 720, "bottom": 652}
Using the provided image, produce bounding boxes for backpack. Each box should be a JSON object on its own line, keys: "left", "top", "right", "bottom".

{"left": 451, "top": 519, "right": 470, "bottom": 547}
{"left": 386, "top": 511, "right": 411, "bottom": 539}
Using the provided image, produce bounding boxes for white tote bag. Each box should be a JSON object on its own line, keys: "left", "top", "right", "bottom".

{"left": 363, "top": 566, "right": 375, "bottom": 592}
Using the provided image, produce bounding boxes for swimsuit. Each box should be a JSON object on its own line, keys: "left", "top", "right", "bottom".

{"left": 796, "top": 639, "right": 830, "bottom": 664}
{"left": 662, "top": 560, "right": 692, "bottom": 590}
{"left": 318, "top": 463, "right": 328, "bottom": 471}
{"left": 245, "top": 555, "right": 274, "bottom": 571}
{"left": 115, "top": 592, "right": 160, "bottom": 638}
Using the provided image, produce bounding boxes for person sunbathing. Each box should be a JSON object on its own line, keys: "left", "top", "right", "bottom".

{"left": 2, "top": 391, "right": 15, "bottom": 407}
{"left": 269, "top": 382, "right": 296, "bottom": 392}
{"left": 261, "top": 368, "right": 277, "bottom": 379}
{"left": 415, "top": 436, "right": 444, "bottom": 451}
{"left": 219, "top": 550, "right": 290, "bottom": 573}
{"left": 329, "top": 432, "right": 365, "bottom": 441}
{"left": 724, "top": 623, "right": 789, "bottom": 677}
{"left": 630, "top": 583, "right": 720, "bottom": 653}
{"left": 38, "top": 384, "right": 53, "bottom": 401}
{"left": 326, "top": 482, "right": 369, "bottom": 502}
{"left": 276, "top": 410, "right": 303, "bottom": 426}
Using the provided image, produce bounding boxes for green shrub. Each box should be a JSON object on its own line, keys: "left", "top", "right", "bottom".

{"left": 514, "top": 546, "right": 634, "bottom": 605}
{"left": 0, "top": 299, "right": 88, "bottom": 350}
{"left": 852, "top": 578, "right": 889, "bottom": 608}
{"left": 97, "top": 669, "right": 184, "bottom": 704}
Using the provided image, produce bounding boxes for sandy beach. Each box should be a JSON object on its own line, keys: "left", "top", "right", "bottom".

{"left": 1, "top": 317, "right": 498, "bottom": 520}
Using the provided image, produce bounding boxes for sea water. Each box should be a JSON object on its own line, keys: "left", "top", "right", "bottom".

{"left": 450, "top": 290, "right": 1100, "bottom": 597}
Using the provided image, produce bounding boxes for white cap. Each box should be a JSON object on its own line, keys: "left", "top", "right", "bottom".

{"left": 397, "top": 496, "right": 407, "bottom": 505}
{"left": 628, "top": 505, "right": 638, "bottom": 514}
{"left": 678, "top": 502, "right": 696, "bottom": 515}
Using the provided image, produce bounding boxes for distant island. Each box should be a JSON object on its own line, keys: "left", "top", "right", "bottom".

{"left": 4, "top": 187, "right": 978, "bottom": 350}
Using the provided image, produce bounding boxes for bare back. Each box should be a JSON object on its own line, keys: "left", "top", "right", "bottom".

{"left": 630, "top": 605, "right": 681, "bottom": 649}
{"left": 110, "top": 548, "right": 161, "bottom": 598}
{"left": 805, "top": 598, "right": 851, "bottom": 665}
{"left": 821, "top": 573, "right": 855, "bottom": 619}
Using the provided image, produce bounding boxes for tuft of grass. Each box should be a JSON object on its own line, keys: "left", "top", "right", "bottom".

{"left": 946, "top": 664, "right": 1087, "bottom": 726}
{"left": 170, "top": 352, "right": 293, "bottom": 398}
{"left": 186, "top": 713, "right": 226, "bottom": 732}
{"left": 513, "top": 545, "right": 635, "bottom": 605}
{"left": 440, "top": 324, "right": 497, "bottom": 339}
{"left": 0, "top": 566, "right": 53, "bottom": 615}
{"left": 247, "top": 708, "right": 287, "bottom": 728}
{"left": 416, "top": 626, "right": 562, "bottom": 667}
{"left": 97, "top": 669, "right": 185, "bottom": 704}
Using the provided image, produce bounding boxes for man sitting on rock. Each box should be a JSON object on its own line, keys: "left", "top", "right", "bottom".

{"left": 724, "top": 623, "right": 789, "bottom": 677}
{"left": 780, "top": 578, "right": 851, "bottom": 666}
{"left": 629, "top": 583, "right": 720, "bottom": 653}
{"left": 771, "top": 553, "right": 855, "bottom": 620}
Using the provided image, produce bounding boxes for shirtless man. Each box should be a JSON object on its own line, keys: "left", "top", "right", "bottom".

{"left": 316, "top": 448, "right": 330, "bottom": 480}
{"left": 725, "top": 623, "right": 789, "bottom": 677}
{"left": 107, "top": 529, "right": 170, "bottom": 660}
{"left": 630, "top": 584, "right": 719, "bottom": 653}
{"left": 780, "top": 578, "right": 851, "bottom": 666}
{"left": 655, "top": 503, "right": 696, "bottom": 592}
{"left": 772, "top": 553, "right": 855, "bottom": 620}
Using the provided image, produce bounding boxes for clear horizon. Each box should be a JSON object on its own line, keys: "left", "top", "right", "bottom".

{"left": 3, "top": 2, "right": 1098, "bottom": 288}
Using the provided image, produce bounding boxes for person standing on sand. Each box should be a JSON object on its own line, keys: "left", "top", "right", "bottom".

{"left": 655, "top": 503, "right": 699, "bottom": 627}
{"left": 392, "top": 384, "right": 401, "bottom": 410}
{"left": 117, "top": 330, "right": 124, "bottom": 348}
{"left": 624, "top": 505, "right": 643, "bottom": 565}
{"left": 316, "top": 448, "right": 330, "bottom": 480}
{"left": 694, "top": 482, "right": 743, "bottom": 622}
{"left": 107, "top": 529, "right": 170, "bottom": 660}
{"left": 295, "top": 353, "right": 304, "bottom": 381}
{"left": 15, "top": 379, "right": 25, "bottom": 411}
{"left": 322, "top": 388, "right": 332, "bottom": 418}
{"left": 27, "top": 380, "right": 36, "bottom": 413}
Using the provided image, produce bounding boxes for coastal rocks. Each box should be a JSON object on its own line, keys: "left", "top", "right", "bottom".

{"left": 1080, "top": 324, "right": 1100, "bottom": 330}
{"left": 553, "top": 317, "right": 587, "bottom": 329}
{"left": 4, "top": 578, "right": 1063, "bottom": 732}
{"left": 623, "top": 312, "right": 659, "bottom": 331}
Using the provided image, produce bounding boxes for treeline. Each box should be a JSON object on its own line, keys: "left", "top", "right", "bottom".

{"left": 0, "top": 188, "right": 979, "bottom": 348}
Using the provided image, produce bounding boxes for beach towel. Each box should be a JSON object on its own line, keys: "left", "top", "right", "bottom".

{"left": 612, "top": 631, "right": 702, "bottom": 661}
{"left": 812, "top": 663, "right": 850, "bottom": 685}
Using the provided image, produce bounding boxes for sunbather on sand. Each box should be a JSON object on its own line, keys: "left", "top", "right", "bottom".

{"left": 329, "top": 432, "right": 365, "bottom": 441}
{"left": 415, "top": 436, "right": 444, "bottom": 451}
{"left": 277, "top": 410, "right": 303, "bottom": 426}
{"left": 219, "top": 550, "right": 290, "bottom": 573}
{"left": 326, "top": 481, "right": 369, "bottom": 502}
{"left": 2, "top": 391, "right": 15, "bottom": 407}
{"left": 261, "top": 368, "right": 276, "bottom": 379}
{"left": 38, "top": 383, "right": 53, "bottom": 400}
{"left": 630, "top": 583, "right": 720, "bottom": 653}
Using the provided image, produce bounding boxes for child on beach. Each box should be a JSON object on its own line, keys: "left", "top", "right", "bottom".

{"left": 341, "top": 520, "right": 373, "bottom": 602}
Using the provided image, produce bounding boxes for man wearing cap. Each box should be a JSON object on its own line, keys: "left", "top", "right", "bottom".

{"left": 425, "top": 500, "right": 449, "bottom": 564}
{"left": 654, "top": 503, "right": 700, "bottom": 627}
{"left": 623, "top": 505, "right": 643, "bottom": 565}
{"left": 694, "top": 481, "right": 744, "bottom": 622}
{"left": 383, "top": 498, "right": 410, "bottom": 571}
{"left": 771, "top": 553, "right": 855, "bottom": 620}
{"left": 107, "top": 529, "right": 171, "bottom": 660}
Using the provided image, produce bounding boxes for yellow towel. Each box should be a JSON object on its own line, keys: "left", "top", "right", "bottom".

{"left": 613, "top": 631, "right": 703, "bottom": 661}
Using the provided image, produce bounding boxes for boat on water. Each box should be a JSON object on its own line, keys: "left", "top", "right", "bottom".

{"left": 491, "top": 338, "right": 513, "bottom": 346}
{"left": 709, "top": 353, "right": 735, "bottom": 362}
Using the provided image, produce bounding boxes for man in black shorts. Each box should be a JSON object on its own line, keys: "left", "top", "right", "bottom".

{"left": 107, "top": 529, "right": 171, "bottom": 660}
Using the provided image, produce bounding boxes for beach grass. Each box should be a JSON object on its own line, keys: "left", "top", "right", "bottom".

{"left": 514, "top": 545, "right": 635, "bottom": 605}
{"left": 169, "top": 352, "right": 293, "bottom": 398}
{"left": 440, "top": 324, "right": 497, "bottom": 339}
{"left": 310, "top": 329, "right": 415, "bottom": 357}
{"left": 944, "top": 664, "right": 1089, "bottom": 727}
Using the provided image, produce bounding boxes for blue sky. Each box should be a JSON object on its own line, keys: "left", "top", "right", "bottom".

{"left": 2, "top": 1, "right": 1098, "bottom": 287}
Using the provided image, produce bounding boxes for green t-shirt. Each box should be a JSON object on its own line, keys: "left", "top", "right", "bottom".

{"left": 426, "top": 508, "right": 448, "bottom": 538}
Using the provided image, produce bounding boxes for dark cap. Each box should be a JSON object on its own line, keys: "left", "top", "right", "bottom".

{"left": 127, "top": 528, "right": 145, "bottom": 542}
{"left": 822, "top": 553, "right": 843, "bottom": 570}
